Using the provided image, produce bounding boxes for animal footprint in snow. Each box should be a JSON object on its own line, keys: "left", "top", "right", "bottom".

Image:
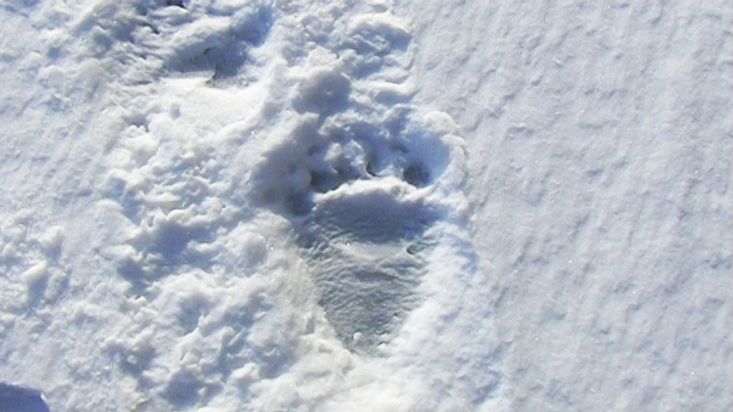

{"left": 251, "top": 111, "right": 465, "bottom": 353}
{"left": 299, "top": 181, "right": 436, "bottom": 352}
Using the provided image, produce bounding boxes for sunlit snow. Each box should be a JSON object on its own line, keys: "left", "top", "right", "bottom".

{"left": 0, "top": 0, "right": 730, "bottom": 411}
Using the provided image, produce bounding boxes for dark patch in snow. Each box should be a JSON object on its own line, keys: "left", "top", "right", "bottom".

{"left": 0, "top": 383, "right": 50, "bottom": 412}
{"left": 165, "top": 0, "right": 185, "bottom": 8}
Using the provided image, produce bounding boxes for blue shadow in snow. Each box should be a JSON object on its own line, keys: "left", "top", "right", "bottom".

{"left": 0, "top": 383, "right": 50, "bottom": 412}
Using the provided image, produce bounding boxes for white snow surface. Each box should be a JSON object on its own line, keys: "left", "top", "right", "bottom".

{"left": 0, "top": 0, "right": 730, "bottom": 411}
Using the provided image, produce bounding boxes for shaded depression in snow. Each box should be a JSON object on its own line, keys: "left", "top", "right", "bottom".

{"left": 298, "top": 189, "right": 436, "bottom": 352}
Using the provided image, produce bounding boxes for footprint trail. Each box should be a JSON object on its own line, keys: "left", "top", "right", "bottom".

{"left": 92, "top": 0, "right": 504, "bottom": 409}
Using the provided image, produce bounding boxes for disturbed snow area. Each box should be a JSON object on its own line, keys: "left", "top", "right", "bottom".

{"left": 0, "top": 0, "right": 731, "bottom": 411}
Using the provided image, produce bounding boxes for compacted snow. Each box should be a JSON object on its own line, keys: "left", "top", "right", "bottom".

{"left": 0, "top": 0, "right": 730, "bottom": 411}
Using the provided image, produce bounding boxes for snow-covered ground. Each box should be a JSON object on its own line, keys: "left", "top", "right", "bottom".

{"left": 0, "top": 0, "right": 730, "bottom": 411}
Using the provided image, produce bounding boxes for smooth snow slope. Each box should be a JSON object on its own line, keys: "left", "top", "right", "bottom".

{"left": 397, "top": 0, "right": 733, "bottom": 411}
{"left": 0, "top": 0, "right": 730, "bottom": 411}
